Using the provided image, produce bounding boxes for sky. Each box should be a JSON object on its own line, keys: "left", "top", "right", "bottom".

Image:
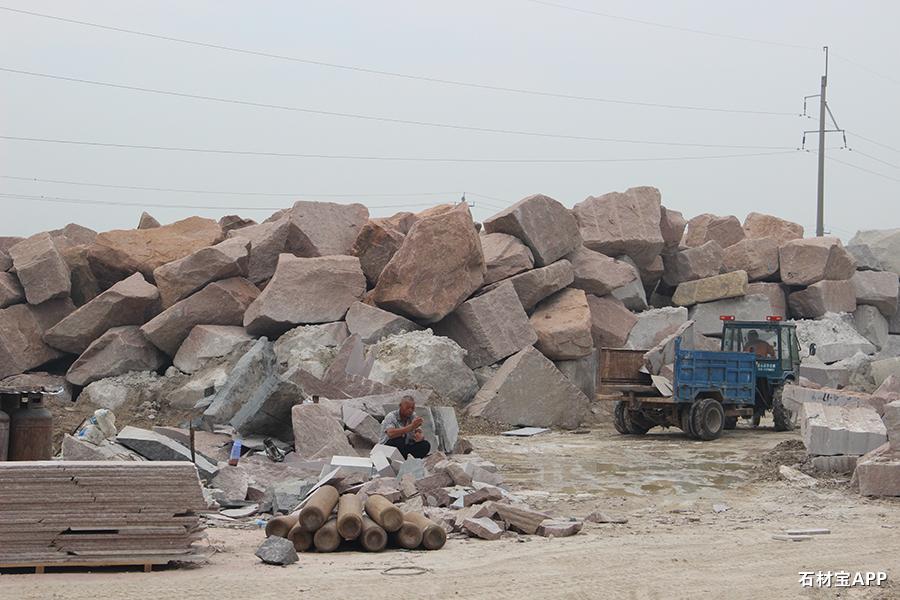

{"left": 1, "top": 1, "right": 898, "bottom": 240}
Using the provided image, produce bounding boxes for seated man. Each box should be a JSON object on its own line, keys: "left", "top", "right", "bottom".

{"left": 379, "top": 395, "right": 431, "bottom": 459}
{"left": 745, "top": 330, "right": 775, "bottom": 358}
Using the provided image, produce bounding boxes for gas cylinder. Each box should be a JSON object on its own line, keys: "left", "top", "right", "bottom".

{"left": 0, "top": 407, "right": 9, "bottom": 461}
{"left": 9, "top": 395, "right": 53, "bottom": 461}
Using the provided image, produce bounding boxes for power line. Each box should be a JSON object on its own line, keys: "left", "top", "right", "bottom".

{"left": 521, "top": 0, "right": 816, "bottom": 50}
{"left": 0, "top": 135, "right": 800, "bottom": 162}
{"left": 827, "top": 155, "right": 900, "bottom": 183}
{"left": 0, "top": 5, "right": 796, "bottom": 117}
{"left": 848, "top": 149, "right": 900, "bottom": 171}
{"left": 0, "top": 191, "right": 478, "bottom": 212}
{"left": 847, "top": 130, "right": 900, "bottom": 155}
{"left": 0, "top": 67, "right": 794, "bottom": 150}
{"left": 831, "top": 52, "right": 900, "bottom": 87}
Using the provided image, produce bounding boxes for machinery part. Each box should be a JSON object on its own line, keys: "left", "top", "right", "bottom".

{"left": 613, "top": 401, "right": 629, "bottom": 435}
{"left": 264, "top": 437, "right": 286, "bottom": 462}
{"left": 359, "top": 516, "right": 388, "bottom": 552}
{"left": 265, "top": 513, "right": 299, "bottom": 539}
{"left": 395, "top": 517, "right": 424, "bottom": 550}
{"left": 680, "top": 406, "right": 696, "bottom": 439}
{"left": 337, "top": 494, "right": 364, "bottom": 540}
{"left": 625, "top": 409, "right": 653, "bottom": 435}
{"left": 287, "top": 521, "right": 313, "bottom": 552}
{"left": 313, "top": 518, "right": 341, "bottom": 552}
{"left": 365, "top": 494, "right": 404, "bottom": 532}
{"left": 403, "top": 512, "right": 447, "bottom": 550}
{"left": 772, "top": 385, "right": 794, "bottom": 432}
{"left": 724, "top": 416, "right": 738, "bottom": 430}
{"left": 9, "top": 395, "right": 52, "bottom": 461}
{"left": 300, "top": 485, "right": 339, "bottom": 532}
{"left": 691, "top": 398, "right": 725, "bottom": 441}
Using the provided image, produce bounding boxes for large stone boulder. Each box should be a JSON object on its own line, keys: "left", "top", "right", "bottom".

{"left": 747, "top": 282, "right": 788, "bottom": 317}
{"left": 742, "top": 213, "right": 804, "bottom": 244}
{"left": 483, "top": 194, "right": 581, "bottom": 267}
{"left": 779, "top": 236, "right": 856, "bottom": 286}
{"left": 0, "top": 236, "right": 23, "bottom": 272}
{"left": 152, "top": 238, "right": 250, "bottom": 308}
{"left": 682, "top": 214, "right": 745, "bottom": 249}
{"left": 529, "top": 288, "right": 593, "bottom": 360}
{"left": 851, "top": 271, "right": 899, "bottom": 317}
{"left": 659, "top": 206, "right": 686, "bottom": 251}
{"left": 673, "top": 271, "right": 748, "bottom": 307}
{"left": 854, "top": 305, "right": 889, "bottom": 351}
{"left": 847, "top": 244, "right": 883, "bottom": 272}
{"left": 849, "top": 228, "right": 900, "bottom": 275}
{"left": 662, "top": 241, "right": 723, "bottom": 286}
{"left": 610, "top": 257, "right": 648, "bottom": 312}
{"left": 226, "top": 217, "right": 290, "bottom": 284}
{"left": 43, "top": 273, "right": 161, "bottom": 355}
{"left": 792, "top": 313, "right": 876, "bottom": 364}
{"left": 625, "top": 306, "right": 689, "bottom": 349}
{"left": 48, "top": 223, "right": 97, "bottom": 251}
{"left": 689, "top": 294, "right": 782, "bottom": 337}
{"left": 198, "top": 339, "right": 274, "bottom": 426}
{"left": 721, "top": 237, "right": 780, "bottom": 282}
{"left": 586, "top": 294, "right": 637, "bottom": 348}
{"left": 291, "top": 403, "right": 355, "bottom": 458}
{"left": 219, "top": 215, "right": 256, "bottom": 234}
{"left": 480, "top": 259, "right": 574, "bottom": 311}
{"left": 572, "top": 186, "right": 664, "bottom": 266}
{"left": 87, "top": 216, "right": 224, "bottom": 288}
{"left": 480, "top": 233, "right": 534, "bottom": 285}
{"left": 60, "top": 244, "right": 102, "bottom": 306}
{"left": 141, "top": 277, "right": 259, "bottom": 355}
{"left": 8, "top": 233, "right": 71, "bottom": 305}
{"left": 281, "top": 201, "right": 369, "bottom": 257}
{"left": 351, "top": 220, "right": 405, "bottom": 285}
{"left": 345, "top": 302, "right": 422, "bottom": 344}
{"left": 272, "top": 322, "right": 349, "bottom": 378}
{"left": 66, "top": 326, "right": 166, "bottom": 387}
{"left": 369, "top": 330, "right": 478, "bottom": 405}
{"left": 0, "top": 299, "right": 75, "bottom": 379}
{"left": 554, "top": 349, "right": 598, "bottom": 399}
{"left": 244, "top": 255, "right": 365, "bottom": 337}
{"left": 373, "top": 204, "right": 485, "bottom": 323}
{"left": 466, "top": 346, "right": 589, "bottom": 429}
{"left": 433, "top": 282, "right": 536, "bottom": 369}
{"left": 566, "top": 246, "right": 636, "bottom": 296}
{"left": 0, "top": 272, "right": 24, "bottom": 308}
{"left": 172, "top": 325, "right": 254, "bottom": 374}
{"left": 788, "top": 280, "right": 857, "bottom": 319}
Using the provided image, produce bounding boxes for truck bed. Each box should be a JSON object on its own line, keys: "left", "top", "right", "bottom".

{"left": 673, "top": 345, "right": 756, "bottom": 406}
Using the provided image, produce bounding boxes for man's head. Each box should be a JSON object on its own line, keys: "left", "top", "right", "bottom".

{"left": 399, "top": 395, "right": 416, "bottom": 418}
{"left": 747, "top": 330, "right": 759, "bottom": 342}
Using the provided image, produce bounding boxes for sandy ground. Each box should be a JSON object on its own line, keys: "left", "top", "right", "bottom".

{"left": 2, "top": 420, "right": 899, "bottom": 599}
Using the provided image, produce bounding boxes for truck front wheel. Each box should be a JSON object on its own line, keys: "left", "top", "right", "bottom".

{"left": 691, "top": 398, "right": 725, "bottom": 441}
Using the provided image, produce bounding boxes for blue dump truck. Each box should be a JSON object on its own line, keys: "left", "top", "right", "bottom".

{"left": 608, "top": 316, "right": 803, "bottom": 441}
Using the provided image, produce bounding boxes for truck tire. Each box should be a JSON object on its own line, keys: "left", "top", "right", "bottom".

{"left": 680, "top": 406, "right": 696, "bottom": 439}
{"left": 772, "top": 385, "right": 794, "bottom": 432}
{"left": 624, "top": 410, "right": 651, "bottom": 435}
{"left": 613, "top": 401, "right": 629, "bottom": 435}
{"left": 691, "top": 398, "right": 725, "bottom": 441}
{"left": 724, "top": 416, "right": 738, "bottom": 430}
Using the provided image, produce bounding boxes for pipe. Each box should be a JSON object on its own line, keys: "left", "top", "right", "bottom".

{"left": 313, "top": 517, "right": 341, "bottom": 553}
{"left": 300, "top": 485, "right": 339, "bottom": 532}
{"left": 287, "top": 521, "right": 313, "bottom": 552}
{"left": 364, "top": 494, "right": 403, "bottom": 532}
{"left": 394, "top": 516, "right": 424, "bottom": 550}
{"left": 337, "top": 494, "right": 364, "bottom": 540}
{"left": 265, "top": 513, "right": 299, "bottom": 539}
{"left": 359, "top": 516, "right": 387, "bottom": 552}
{"left": 404, "top": 512, "right": 447, "bottom": 550}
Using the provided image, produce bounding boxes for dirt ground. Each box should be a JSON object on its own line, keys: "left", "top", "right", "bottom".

{"left": 2, "top": 419, "right": 899, "bottom": 599}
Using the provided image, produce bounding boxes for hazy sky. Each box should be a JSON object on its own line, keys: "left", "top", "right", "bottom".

{"left": 1, "top": 1, "right": 898, "bottom": 239}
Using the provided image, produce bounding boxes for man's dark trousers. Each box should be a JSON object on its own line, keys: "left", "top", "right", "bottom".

{"left": 383, "top": 437, "right": 430, "bottom": 459}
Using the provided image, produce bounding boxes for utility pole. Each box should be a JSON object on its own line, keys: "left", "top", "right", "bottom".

{"left": 802, "top": 47, "right": 846, "bottom": 237}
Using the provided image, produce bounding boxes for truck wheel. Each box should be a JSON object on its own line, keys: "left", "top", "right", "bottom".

{"left": 680, "top": 407, "right": 696, "bottom": 439}
{"left": 724, "top": 416, "right": 738, "bottom": 430}
{"left": 772, "top": 386, "right": 794, "bottom": 432}
{"left": 624, "top": 410, "right": 651, "bottom": 435}
{"left": 613, "top": 401, "right": 629, "bottom": 435}
{"left": 691, "top": 398, "right": 725, "bottom": 441}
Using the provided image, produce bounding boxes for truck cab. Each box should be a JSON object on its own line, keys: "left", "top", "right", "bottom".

{"left": 719, "top": 316, "right": 800, "bottom": 430}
